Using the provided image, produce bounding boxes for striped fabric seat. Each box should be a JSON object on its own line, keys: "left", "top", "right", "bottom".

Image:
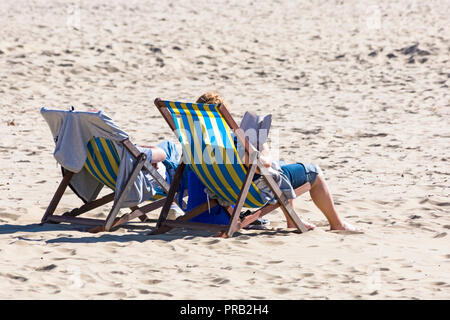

{"left": 84, "top": 137, "right": 165, "bottom": 199}
{"left": 84, "top": 137, "right": 120, "bottom": 190}
{"left": 163, "top": 100, "right": 266, "bottom": 208}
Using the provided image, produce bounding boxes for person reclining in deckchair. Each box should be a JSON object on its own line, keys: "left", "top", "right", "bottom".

{"left": 195, "top": 92, "right": 360, "bottom": 232}
{"left": 40, "top": 107, "right": 181, "bottom": 231}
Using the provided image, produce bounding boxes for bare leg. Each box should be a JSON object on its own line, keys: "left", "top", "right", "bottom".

{"left": 308, "top": 173, "right": 359, "bottom": 231}
{"left": 285, "top": 199, "right": 316, "bottom": 230}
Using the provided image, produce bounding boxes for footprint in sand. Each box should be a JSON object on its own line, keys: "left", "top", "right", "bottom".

{"left": 35, "top": 264, "right": 57, "bottom": 272}
{"left": 211, "top": 277, "right": 230, "bottom": 285}
{"left": 0, "top": 213, "right": 20, "bottom": 221}
{"left": 433, "top": 232, "right": 447, "bottom": 238}
{"left": 330, "top": 258, "right": 342, "bottom": 264}
{"left": 233, "top": 235, "right": 251, "bottom": 241}
{"left": 147, "top": 291, "right": 173, "bottom": 297}
{"left": 139, "top": 289, "right": 150, "bottom": 295}
{"left": 205, "top": 239, "right": 221, "bottom": 245}
{"left": 111, "top": 271, "right": 125, "bottom": 275}
{"left": 428, "top": 200, "right": 450, "bottom": 207}
{"left": 301, "top": 273, "right": 314, "bottom": 278}
{"left": 329, "top": 229, "right": 364, "bottom": 235}
{"left": 272, "top": 287, "right": 291, "bottom": 294}
{"left": 56, "top": 248, "right": 76, "bottom": 255}
{"left": 113, "top": 292, "right": 127, "bottom": 298}
{"left": 262, "top": 240, "right": 285, "bottom": 246}
{"left": 105, "top": 247, "right": 117, "bottom": 254}
{"left": 144, "top": 279, "right": 163, "bottom": 285}
{"left": 4, "top": 273, "right": 28, "bottom": 282}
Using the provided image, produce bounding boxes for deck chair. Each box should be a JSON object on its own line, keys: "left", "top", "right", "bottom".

{"left": 40, "top": 108, "right": 183, "bottom": 232}
{"left": 152, "top": 99, "right": 311, "bottom": 238}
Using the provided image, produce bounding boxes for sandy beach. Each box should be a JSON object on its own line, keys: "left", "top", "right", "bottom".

{"left": 0, "top": 0, "right": 449, "bottom": 299}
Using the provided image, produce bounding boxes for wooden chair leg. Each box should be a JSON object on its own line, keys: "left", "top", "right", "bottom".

{"left": 126, "top": 206, "right": 149, "bottom": 222}
{"left": 104, "top": 153, "right": 147, "bottom": 231}
{"left": 62, "top": 192, "right": 115, "bottom": 218}
{"left": 257, "top": 159, "right": 308, "bottom": 233}
{"left": 156, "top": 162, "right": 186, "bottom": 229}
{"left": 226, "top": 162, "right": 257, "bottom": 237}
{"left": 122, "top": 139, "right": 171, "bottom": 194}
{"left": 41, "top": 171, "right": 74, "bottom": 224}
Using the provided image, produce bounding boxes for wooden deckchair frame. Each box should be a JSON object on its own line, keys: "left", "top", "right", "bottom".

{"left": 152, "top": 98, "right": 311, "bottom": 238}
{"left": 41, "top": 138, "right": 184, "bottom": 232}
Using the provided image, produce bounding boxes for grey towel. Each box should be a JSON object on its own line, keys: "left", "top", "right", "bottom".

{"left": 41, "top": 107, "right": 158, "bottom": 208}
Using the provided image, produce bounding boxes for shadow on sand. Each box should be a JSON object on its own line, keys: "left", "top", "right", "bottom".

{"left": 1, "top": 221, "right": 298, "bottom": 244}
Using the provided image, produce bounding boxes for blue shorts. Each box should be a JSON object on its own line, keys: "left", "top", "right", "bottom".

{"left": 280, "top": 163, "right": 319, "bottom": 189}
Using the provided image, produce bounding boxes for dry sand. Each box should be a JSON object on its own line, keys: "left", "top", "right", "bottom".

{"left": 0, "top": 0, "right": 449, "bottom": 299}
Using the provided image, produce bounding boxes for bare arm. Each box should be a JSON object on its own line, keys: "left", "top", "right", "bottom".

{"left": 244, "top": 142, "right": 272, "bottom": 174}
{"left": 259, "top": 143, "right": 272, "bottom": 168}
{"left": 140, "top": 145, "right": 167, "bottom": 163}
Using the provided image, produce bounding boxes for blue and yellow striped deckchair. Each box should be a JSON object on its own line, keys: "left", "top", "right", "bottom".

{"left": 84, "top": 137, "right": 165, "bottom": 199}
{"left": 153, "top": 98, "right": 309, "bottom": 237}
{"left": 41, "top": 108, "right": 172, "bottom": 233}
{"left": 84, "top": 137, "right": 120, "bottom": 190}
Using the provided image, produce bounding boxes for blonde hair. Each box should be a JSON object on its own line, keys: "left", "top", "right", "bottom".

{"left": 196, "top": 91, "right": 228, "bottom": 108}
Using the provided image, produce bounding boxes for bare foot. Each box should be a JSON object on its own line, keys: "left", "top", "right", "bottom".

{"left": 287, "top": 218, "right": 316, "bottom": 230}
{"left": 330, "top": 221, "right": 362, "bottom": 233}
{"left": 214, "top": 231, "right": 228, "bottom": 238}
